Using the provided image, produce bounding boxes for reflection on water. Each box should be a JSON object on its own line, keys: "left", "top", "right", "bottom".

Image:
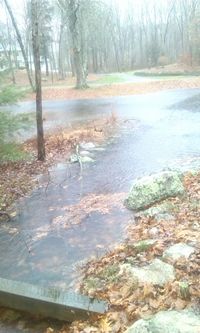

{"left": 0, "top": 89, "right": 200, "bottom": 289}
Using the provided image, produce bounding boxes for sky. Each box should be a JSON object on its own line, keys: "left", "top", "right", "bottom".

{"left": 0, "top": 0, "right": 26, "bottom": 25}
{"left": 0, "top": 0, "right": 168, "bottom": 27}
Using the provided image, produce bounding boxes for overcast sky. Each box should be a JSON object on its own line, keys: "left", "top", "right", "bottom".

{"left": 0, "top": 0, "right": 167, "bottom": 26}
{"left": 0, "top": 0, "right": 26, "bottom": 25}
{"left": 0, "top": 0, "right": 130, "bottom": 22}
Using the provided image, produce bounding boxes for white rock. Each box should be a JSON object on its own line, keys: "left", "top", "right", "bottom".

{"left": 125, "top": 310, "right": 200, "bottom": 333}
{"left": 163, "top": 243, "right": 195, "bottom": 261}
{"left": 121, "top": 259, "right": 175, "bottom": 286}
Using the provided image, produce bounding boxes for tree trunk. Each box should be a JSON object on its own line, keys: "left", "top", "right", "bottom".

{"left": 73, "top": 48, "right": 88, "bottom": 89}
{"left": 4, "top": 0, "right": 35, "bottom": 91}
{"left": 58, "top": 24, "right": 66, "bottom": 80}
{"left": 44, "top": 53, "right": 49, "bottom": 76}
{"left": 31, "top": 0, "right": 45, "bottom": 161}
{"left": 68, "top": 0, "right": 88, "bottom": 89}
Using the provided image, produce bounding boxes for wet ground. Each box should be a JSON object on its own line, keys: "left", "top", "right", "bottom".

{"left": 0, "top": 89, "right": 200, "bottom": 290}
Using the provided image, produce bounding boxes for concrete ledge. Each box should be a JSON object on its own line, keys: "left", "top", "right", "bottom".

{"left": 0, "top": 278, "right": 108, "bottom": 322}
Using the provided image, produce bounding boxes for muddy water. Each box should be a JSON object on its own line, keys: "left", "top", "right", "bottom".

{"left": 0, "top": 89, "right": 200, "bottom": 289}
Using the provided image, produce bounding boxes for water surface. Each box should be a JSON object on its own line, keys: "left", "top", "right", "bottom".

{"left": 0, "top": 89, "right": 200, "bottom": 289}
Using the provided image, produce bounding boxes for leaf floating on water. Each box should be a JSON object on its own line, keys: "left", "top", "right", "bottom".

{"left": 99, "top": 318, "right": 112, "bottom": 333}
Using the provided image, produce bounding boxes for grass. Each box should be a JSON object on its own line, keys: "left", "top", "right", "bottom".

{"left": 95, "top": 74, "right": 126, "bottom": 85}
{"left": 0, "top": 143, "right": 30, "bottom": 163}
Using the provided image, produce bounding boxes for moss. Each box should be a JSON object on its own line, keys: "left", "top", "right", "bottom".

{"left": 134, "top": 240, "right": 156, "bottom": 253}
{"left": 100, "top": 264, "right": 120, "bottom": 282}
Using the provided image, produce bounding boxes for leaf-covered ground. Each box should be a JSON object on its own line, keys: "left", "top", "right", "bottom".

{"left": 67, "top": 172, "right": 200, "bottom": 333}
{"left": 0, "top": 114, "right": 119, "bottom": 221}
{"left": 0, "top": 172, "right": 199, "bottom": 332}
{"left": 25, "top": 77, "right": 200, "bottom": 101}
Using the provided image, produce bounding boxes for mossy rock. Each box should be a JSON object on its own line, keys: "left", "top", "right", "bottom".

{"left": 125, "top": 171, "right": 185, "bottom": 211}
{"left": 125, "top": 310, "right": 200, "bottom": 333}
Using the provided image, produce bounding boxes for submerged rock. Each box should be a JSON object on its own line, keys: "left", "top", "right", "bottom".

{"left": 81, "top": 156, "right": 94, "bottom": 163}
{"left": 121, "top": 259, "right": 175, "bottom": 286}
{"left": 79, "top": 150, "right": 92, "bottom": 156}
{"left": 69, "top": 154, "right": 79, "bottom": 163}
{"left": 69, "top": 154, "right": 94, "bottom": 163}
{"left": 125, "top": 309, "right": 200, "bottom": 333}
{"left": 125, "top": 171, "right": 185, "bottom": 211}
{"left": 80, "top": 142, "right": 96, "bottom": 150}
{"left": 163, "top": 243, "right": 195, "bottom": 261}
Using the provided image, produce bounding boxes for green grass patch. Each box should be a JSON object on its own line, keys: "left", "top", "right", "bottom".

{"left": 0, "top": 143, "right": 30, "bottom": 163}
{"left": 96, "top": 74, "right": 126, "bottom": 85}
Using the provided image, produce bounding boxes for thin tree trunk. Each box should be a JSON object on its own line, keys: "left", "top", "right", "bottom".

{"left": 31, "top": 0, "right": 45, "bottom": 161}
{"left": 8, "top": 50, "right": 16, "bottom": 84}
{"left": 4, "top": 0, "right": 35, "bottom": 91}
{"left": 44, "top": 53, "right": 49, "bottom": 76}
{"left": 58, "top": 24, "right": 65, "bottom": 79}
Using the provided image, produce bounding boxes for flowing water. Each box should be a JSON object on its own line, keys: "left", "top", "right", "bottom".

{"left": 0, "top": 89, "right": 200, "bottom": 289}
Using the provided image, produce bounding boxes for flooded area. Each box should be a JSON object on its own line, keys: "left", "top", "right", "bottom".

{"left": 0, "top": 89, "right": 200, "bottom": 289}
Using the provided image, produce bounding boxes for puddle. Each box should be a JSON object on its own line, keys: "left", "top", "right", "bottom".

{"left": 0, "top": 89, "right": 200, "bottom": 289}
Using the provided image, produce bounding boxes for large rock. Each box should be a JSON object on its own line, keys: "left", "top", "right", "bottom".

{"left": 125, "top": 310, "right": 200, "bottom": 333}
{"left": 163, "top": 243, "right": 195, "bottom": 261}
{"left": 125, "top": 171, "right": 185, "bottom": 211}
{"left": 121, "top": 259, "right": 175, "bottom": 286}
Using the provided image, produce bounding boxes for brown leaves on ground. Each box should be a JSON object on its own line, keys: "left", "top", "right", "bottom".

{"left": 52, "top": 193, "right": 126, "bottom": 227}
{"left": 0, "top": 159, "right": 44, "bottom": 219}
{"left": 26, "top": 114, "right": 119, "bottom": 161}
{"left": 72, "top": 172, "right": 200, "bottom": 333}
{"left": 26, "top": 78, "right": 200, "bottom": 101}
{"left": 0, "top": 116, "right": 119, "bottom": 220}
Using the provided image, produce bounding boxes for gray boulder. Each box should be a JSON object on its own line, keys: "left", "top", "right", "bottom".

{"left": 120, "top": 259, "right": 175, "bottom": 286}
{"left": 125, "top": 171, "right": 185, "bottom": 211}
{"left": 163, "top": 243, "right": 195, "bottom": 261}
{"left": 125, "top": 310, "right": 200, "bottom": 333}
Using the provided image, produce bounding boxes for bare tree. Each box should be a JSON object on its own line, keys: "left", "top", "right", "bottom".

{"left": 3, "top": 0, "right": 35, "bottom": 90}
{"left": 31, "top": 0, "right": 45, "bottom": 161}
{"left": 58, "top": 0, "right": 90, "bottom": 89}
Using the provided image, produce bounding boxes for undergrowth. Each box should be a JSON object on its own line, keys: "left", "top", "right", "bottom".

{"left": 0, "top": 85, "right": 28, "bottom": 105}
{"left": 0, "top": 110, "right": 34, "bottom": 163}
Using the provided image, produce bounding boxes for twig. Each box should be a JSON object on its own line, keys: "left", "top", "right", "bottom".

{"left": 44, "top": 169, "right": 52, "bottom": 195}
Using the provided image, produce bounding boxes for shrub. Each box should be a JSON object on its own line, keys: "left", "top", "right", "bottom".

{"left": 0, "top": 110, "right": 34, "bottom": 162}
{"left": 0, "top": 85, "right": 27, "bottom": 105}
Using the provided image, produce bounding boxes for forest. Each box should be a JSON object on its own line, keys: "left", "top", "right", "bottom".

{"left": 1, "top": 0, "right": 200, "bottom": 89}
